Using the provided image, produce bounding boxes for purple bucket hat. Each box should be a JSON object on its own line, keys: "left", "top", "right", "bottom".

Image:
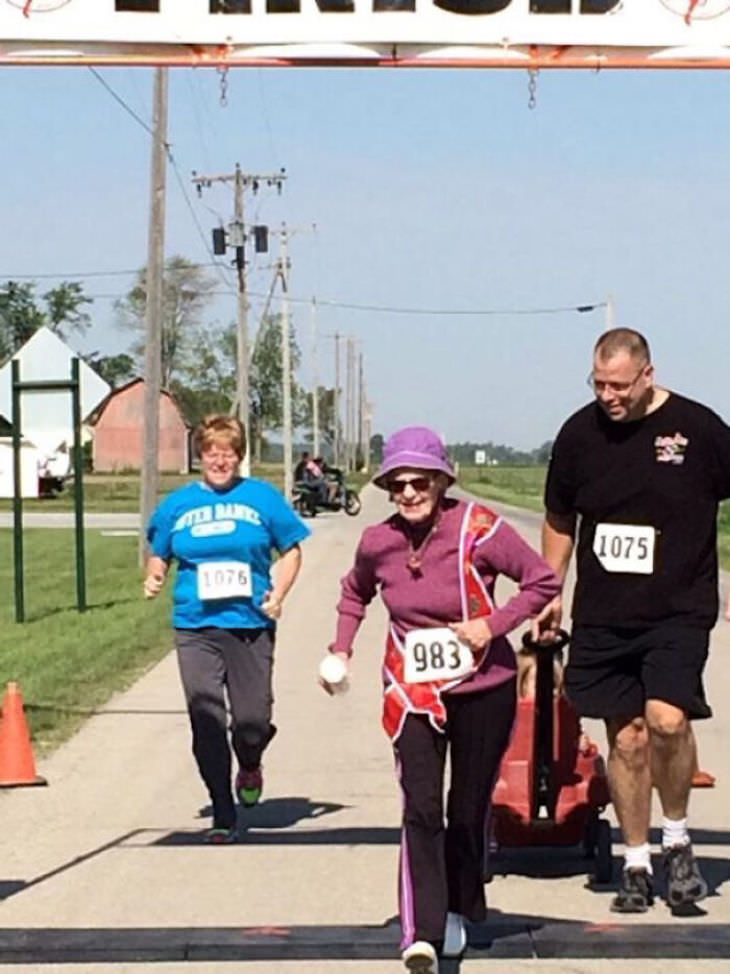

{"left": 373, "top": 426, "right": 455, "bottom": 489}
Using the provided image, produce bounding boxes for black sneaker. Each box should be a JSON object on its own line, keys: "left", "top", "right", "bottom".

{"left": 663, "top": 843, "right": 708, "bottom": 908}
{"left": 610, "top": 867, "right": 654, "bottom": 913}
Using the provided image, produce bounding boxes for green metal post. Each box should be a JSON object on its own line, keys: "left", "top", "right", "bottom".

{"left": 71, "top": 358, "right": 86, "bottom": 612}
{"left": 11, "top": 360, "right": 24, "bottom": 623}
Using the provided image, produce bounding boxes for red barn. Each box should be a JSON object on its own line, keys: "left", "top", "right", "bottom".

{"left": 89, "top": 379, "right": 189, "bottom": 474}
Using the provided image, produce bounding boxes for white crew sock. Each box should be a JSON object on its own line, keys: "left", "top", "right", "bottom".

{"left": 662, "top": 816, "right": 690, "bottom": 849}
{"left": 624, "top": 842, "right": 652, "bottom": 874}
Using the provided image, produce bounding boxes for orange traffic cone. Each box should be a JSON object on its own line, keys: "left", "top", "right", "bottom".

{"left": 0, "top": 682, "right": 46, "bottom": 788}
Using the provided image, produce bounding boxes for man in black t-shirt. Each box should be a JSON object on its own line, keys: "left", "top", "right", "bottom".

{"left": 534, "top": 327, "right": 730, "bottom": 915}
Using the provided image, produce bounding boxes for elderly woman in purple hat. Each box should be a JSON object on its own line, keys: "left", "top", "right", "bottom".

{"left": 321, "top": 426, "right": 560, "bottom": 974}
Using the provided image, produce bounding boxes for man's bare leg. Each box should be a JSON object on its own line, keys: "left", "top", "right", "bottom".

{"left": 645, "top": 698, "right": 708, "bottom": 909}
{"left": 606, "top": 715, "right": 654, "bottom": 912}
{"left": 606, "top": 715, "right": 652, "bottom": 846}
{"left": 646, "top": 699, "right": 693, "bottom": 819}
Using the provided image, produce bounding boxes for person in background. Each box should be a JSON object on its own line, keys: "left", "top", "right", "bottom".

{"left": 294, "top": 451, "right": 310, "bottom": 482}
{"left": 322, "top": 426, "right": 559, "bottom": 974}
{"left": 144, "top": 414, "right": 310, "bottom": 843}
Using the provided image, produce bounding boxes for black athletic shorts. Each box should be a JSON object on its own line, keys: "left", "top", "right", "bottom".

{"left": 565, "top": 624, "right": 712, "bottom": 722}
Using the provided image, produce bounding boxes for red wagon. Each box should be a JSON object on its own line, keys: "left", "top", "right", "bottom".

{"left": 489, "top": 632, "right": 613, "bottom": 883}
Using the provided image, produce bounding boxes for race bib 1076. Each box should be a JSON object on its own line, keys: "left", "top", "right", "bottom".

{"left": 197, "top": 561, "right": 252, "bottom": 600}
{"left": 403, "top": 627, "right": 475, "bottom": 684}
{"left": 593, "top": 523, "right": 655, "bottom": 575}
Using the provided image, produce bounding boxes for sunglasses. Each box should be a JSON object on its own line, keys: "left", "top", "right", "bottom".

{"left": 388, "top": 476, "right": 432, "bottom": 495}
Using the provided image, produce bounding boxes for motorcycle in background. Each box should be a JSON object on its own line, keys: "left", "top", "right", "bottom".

{"left": 292, "top": 467, "right": 361, "bottom": 517}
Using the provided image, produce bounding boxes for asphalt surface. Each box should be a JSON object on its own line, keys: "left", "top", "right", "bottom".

{"left": 0, "top": 486, "right": 728, "bottom": 972}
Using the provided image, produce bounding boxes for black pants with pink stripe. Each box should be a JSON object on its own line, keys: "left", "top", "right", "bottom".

{"left": 394, "top": 678, "right": 516, "bottom": 950}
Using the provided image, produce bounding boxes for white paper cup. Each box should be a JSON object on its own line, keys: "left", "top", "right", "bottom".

{"left": 319, "top": 654, "right": 349, "bottom": 693}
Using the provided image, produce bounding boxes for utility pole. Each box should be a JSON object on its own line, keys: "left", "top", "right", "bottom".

{"left": 311, "top": 297, "right": 320, "bottom": 457}
{"left": 333, "top": 332, "right": 341, "bottom": 468}
{"left": 365, "top": 397, "right": 373, "bottom": 471}
{"left": 345, "top": 337, "right": 355, "bottom": 473}
{"left": 278, "top": 226, "right": 293, "bottom": 499}
{"left": 139, "top": 66, "right": 168, "bottom": 567}
{"left": 192, "top": 165, "right": 285, "bottom": 475}
{"left": 355, "top": 351, "right": 366, "bottom": 467}
{"left": 606, "top": 293, "right": 615, "bottom": 329}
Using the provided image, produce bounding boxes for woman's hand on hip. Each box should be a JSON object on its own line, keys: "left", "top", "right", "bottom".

{"left": 449, "top": 617, "right": 492, "bottom": 653}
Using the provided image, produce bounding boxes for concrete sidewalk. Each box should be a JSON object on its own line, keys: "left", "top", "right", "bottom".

{"left": 0, "top": 486, "right": 728, "bottom": 971}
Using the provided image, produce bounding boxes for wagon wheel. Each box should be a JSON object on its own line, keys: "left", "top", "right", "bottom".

{"left": 582, "top": 813, "right": 599, "bottom": 859}
{"left": 593, "top": 819, "right": 613, "bottom": 884}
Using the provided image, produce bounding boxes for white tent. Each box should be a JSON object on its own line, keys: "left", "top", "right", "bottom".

{"left": 0, "top": 327, "right": 110, "bottom": 456}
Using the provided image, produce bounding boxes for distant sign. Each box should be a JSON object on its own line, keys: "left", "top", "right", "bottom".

{"left": 474, "top": 449, "right": 487, "bottom": 465}
{"left": 2, "top": 1, "right": 730, "bottom": 68}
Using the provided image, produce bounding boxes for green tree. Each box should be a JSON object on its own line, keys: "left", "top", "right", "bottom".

{"left": 115, "top": 256, "right": 218, "bottom": 387}
{"left": 43, "top": 281, "right": 92, "bottom": 341}
{"left": 0, "top": 280, "right": 90, "bottom": 362}
{"left": 86, "top": 352, "right": 137, "bottom": 389}
{"left": 533, "top": 440, "right": 553, "bottom": 465}
{"left": 298, "top": 385, "right": 338, "bottom": 451}
{"left": 250, "top": 313, "right": 303, "bottom": 463}
{"left": 370, "top": 432, "right": 384, "bottom": 465}
{"left": 172, "top": 322, "right": 237, "bottom": 427}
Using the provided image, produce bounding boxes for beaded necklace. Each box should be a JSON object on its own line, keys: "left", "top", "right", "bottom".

{"left": 405, "top": 511, "right": 441, "bottom": 576}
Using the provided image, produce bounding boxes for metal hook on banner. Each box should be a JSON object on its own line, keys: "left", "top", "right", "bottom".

{"left": 217, "top": 64, "right": 229, "bottom": 108}
{"left": 527, "top": 66, "right": 539, "bottom": 111}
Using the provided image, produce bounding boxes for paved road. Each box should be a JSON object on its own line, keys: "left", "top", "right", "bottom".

{"left": 0, "top": 486, "right": 728, "bottom": 972}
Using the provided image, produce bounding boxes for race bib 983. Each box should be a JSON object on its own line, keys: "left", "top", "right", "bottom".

{"left": 197, "top": 561, "right": 252, "bottom": 600}
{"left": 403, "top": 627, "right": 475, "bottom": 684}
{"left": 593, "top": 523, "right": 655, "bottom": 575}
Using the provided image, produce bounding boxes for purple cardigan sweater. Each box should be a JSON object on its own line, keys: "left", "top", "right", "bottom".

{"left": 333, "top": 498, "right": 560, "bottom": 695}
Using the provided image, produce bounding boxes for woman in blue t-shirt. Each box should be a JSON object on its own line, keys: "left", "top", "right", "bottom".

{"left": 144, "top": 415, "right": 310, "bottom": 843}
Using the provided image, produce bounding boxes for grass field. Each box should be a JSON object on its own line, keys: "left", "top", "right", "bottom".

{"left": 460, "top": 464, "right": 546, "bottom": 514}
{"left": 460, "top": 464, "right": 730, "bottom": 571}
{"left": 0, "top": 463, "right": 369, "bottom": 513}
{"left": 0, "top": 529, "right": 173, "bottom": 752}
{"left": 0, "top": 465, "right": 285, "bottom": 513}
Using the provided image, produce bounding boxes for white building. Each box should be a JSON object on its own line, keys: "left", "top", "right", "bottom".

{"left": 0, "top": 327, "right": 110, "bottom": 497}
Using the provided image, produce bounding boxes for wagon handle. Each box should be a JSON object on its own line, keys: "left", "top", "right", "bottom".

{"left": 521, "top": 628, "right": 570, "bottom": 653}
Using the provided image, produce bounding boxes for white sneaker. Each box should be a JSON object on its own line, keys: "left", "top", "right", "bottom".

{"left": 401, "top": 940, "right": 439, "bottom": 973}
{"left": 442, "top": 911, "right": 467, "bottom": 957}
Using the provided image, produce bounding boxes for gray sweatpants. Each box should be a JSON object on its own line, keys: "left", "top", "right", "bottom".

{"left": 174, "top": 627, "right": 276, "bottom": 827}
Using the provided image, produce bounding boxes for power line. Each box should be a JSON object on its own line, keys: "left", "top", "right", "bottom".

{"left": 0, "top": 263, "right": 231, "bottom": 280}
{"left": 50, "top": 288, "right": 605, "bottom": 319}
{"left": 1, "top": 264, "right": 606, "bottom": 318}
{"left": 87, "top": 67, "right": 155, "bottom": 138}
{"left": 310, "top": 299, "right": 606, "bottom": 317}
{"left": 166, "top": 152, "right": 236, "bottom": 293}
{"left": 86, "top": 67, "right": 236, "bottom": 293}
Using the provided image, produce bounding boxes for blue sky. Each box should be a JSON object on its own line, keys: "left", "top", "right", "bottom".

{"left": 2, "top": 65, "right": 729, "bottom": 448}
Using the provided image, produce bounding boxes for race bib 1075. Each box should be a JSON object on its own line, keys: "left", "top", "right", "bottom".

{"left": 197, "top": 561, "right": 252, "bottom": 600}
{"left": 403, "top": 627, "right": 475, "bottom": 684}
{"left": 593, "top": 523, "right": 655, "bottom": 575}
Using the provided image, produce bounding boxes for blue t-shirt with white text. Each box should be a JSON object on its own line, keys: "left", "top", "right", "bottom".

{"left": 146, "top": 477, "right": 310, "bottom": 629}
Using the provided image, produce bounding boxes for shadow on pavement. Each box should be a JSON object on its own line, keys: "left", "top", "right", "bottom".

{"left": 150, "top": 796, "right": 404, "bottom": 846}
{"left": 0, "top": 881, "right": 26, "bottom": 900}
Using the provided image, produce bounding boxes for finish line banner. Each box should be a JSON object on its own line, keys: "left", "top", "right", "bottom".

{"left": 2, "top": 1, "right": 730, "bottom": 68}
